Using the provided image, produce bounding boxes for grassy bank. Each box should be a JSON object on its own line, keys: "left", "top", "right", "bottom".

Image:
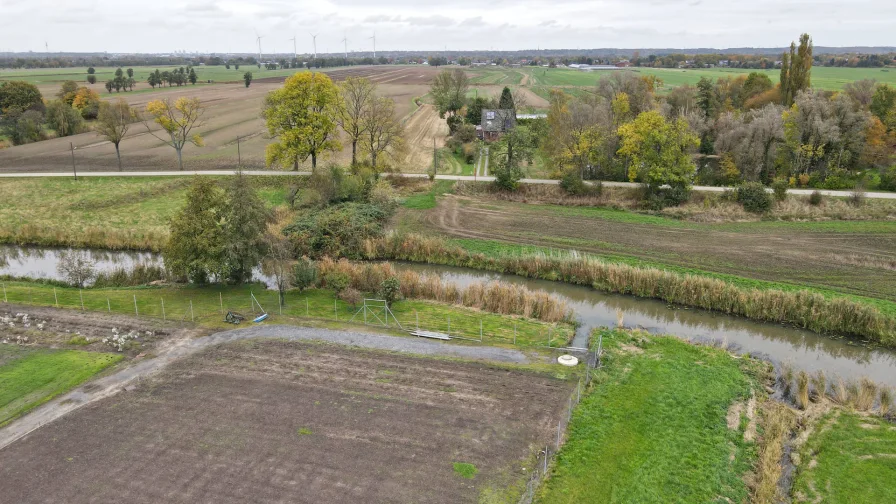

{"left": 539, "top": 329, "right": 762, "bottom": 502}
{"left": 364, "top": 234, "right": 896, "bottom": 346}
{"left": 0, "top": 176, "right": 291, "bottom": 251}
{"left": 792, "top": 411, "right": 896, "bottom": 503}
{"left": 0, "top": 281, "right": 574, "bottom": 347}
{"left": 0, "top": 347, "right": 122, "bottom": 426}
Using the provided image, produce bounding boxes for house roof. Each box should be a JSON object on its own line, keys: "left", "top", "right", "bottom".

{"left": 481, "top": 109, "right": 516, "bottom": 133}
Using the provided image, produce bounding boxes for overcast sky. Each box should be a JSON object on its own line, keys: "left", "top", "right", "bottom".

{"left": 1, "top": 0, "right": 894, "bottom": 54}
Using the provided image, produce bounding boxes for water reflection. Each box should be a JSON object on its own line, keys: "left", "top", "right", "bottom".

{"left": 0, "top": 245, "right": 162, "bottom": 284}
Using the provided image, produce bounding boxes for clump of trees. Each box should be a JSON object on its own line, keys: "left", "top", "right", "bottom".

{"left": 262, "top": 73, "right": 404, "bottom": 173}
{"left": 1, "top": 80, "right": 103, "bottom": 145}
{"left": 165, "top": 176, "right": 268, "bottom": 284}
{"left": 105, "top": 68, "right": 136, "bottom": 93}
{"left": 146, "top": 67, "right": 197, "bottom": 89}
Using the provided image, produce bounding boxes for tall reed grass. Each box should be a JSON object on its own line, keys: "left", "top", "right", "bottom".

{"left": 796, "top": 371, "right": 810, "bottom": 410}
{"left": 317, "top": 257, "right": 573, "bottom": 324}
{"left": 92, "top": 263, "right": 167, "bottom": 288}
{"left": 363, "top": 233, "right": 896, "bottom": 346}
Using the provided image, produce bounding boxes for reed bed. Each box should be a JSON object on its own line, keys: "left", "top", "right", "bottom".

{"left": 796, "top": 371, "right": 810, "bottom": 410}
{"left": 317, "top": 257, "right": 573, "bottom": 324}
{"left": 363, "top": 233, "right": 896, "bottom": 346}
{"left": 92, "top": 263, "right": 167, "bottom": 288}
{"left": 0, "top": 225, "right": 166, "bottom": 252}
{"left": 751, "top": 402, "right": 795, "bottom": 504}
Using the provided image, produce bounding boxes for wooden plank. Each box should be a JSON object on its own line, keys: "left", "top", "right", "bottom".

{"left": 410, "top": 330, "right": 451, "bottom": 341}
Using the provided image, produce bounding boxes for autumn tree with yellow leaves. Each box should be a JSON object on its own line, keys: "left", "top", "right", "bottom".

{"left": 144, "top": 97, "right": 205, "bottom": 170}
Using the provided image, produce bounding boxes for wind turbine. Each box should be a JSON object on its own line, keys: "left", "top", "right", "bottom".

{"left": 369, "top": 32, "right": 376, "bottom": 59}
{"left": 255, "top": 30, "right": 264, "bottom": 64}
{"left": 341, "top": 33, "right": 348, "bottom": 60}
{"left": 310, "top": 33, "right": 318, "bottom": 60}
{"left": 288, "top": 35, "right": 297, "bottom": 62}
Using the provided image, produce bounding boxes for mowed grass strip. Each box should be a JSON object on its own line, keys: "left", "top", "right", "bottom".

{"left": 0, "top": 282, "right": 573, "bottom": 347}
{"left": 792, "top": 411, "right": 896, "bottom": 503}
{"left": 539, "top": 330, "right": 758, "bottom": 503}
{"left": 0, "top": 348, "right": 122, "bottom": 425}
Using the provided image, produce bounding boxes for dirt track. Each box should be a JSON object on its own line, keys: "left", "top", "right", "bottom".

{"left": 0, "top": 336, "right": 569, "bottom": 503}
{"left": 422, "top": 195, "right": 896, "bottom": 300}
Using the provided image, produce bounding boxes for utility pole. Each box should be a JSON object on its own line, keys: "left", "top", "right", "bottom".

{"left": 236, "top": 136, "right": 241, "bottom": 166}
{"left": 70, "top": 142, "right": 77, "bottom": 181}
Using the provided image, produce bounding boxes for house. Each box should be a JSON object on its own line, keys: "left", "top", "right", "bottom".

{"left": 477, "top": 109, "right": 516, "bottom": 141}
{"left": 615, "top": 60, "right": 631, "bottom": 67}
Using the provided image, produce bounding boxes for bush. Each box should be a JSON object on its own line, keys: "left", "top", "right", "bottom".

{"left": 446, "top": 115, "right": 463, "bottom": 134}
{"left": 559, "top": 170, "right": 602, "bottom": 197}
{"left": 283, "top": 202, "right": 391, "bottom": 259}
{"left": 736, "top": 182, "right": 773, "bottom": 213}
{"left": 818, "top": 171, "right": 855, "bottom": 190}
{"left": 771, "top": 178, "right": 789, "bottom": 202}
{"left": 323, "top": 270, "right": 349, "bottom": 293}
{"left": 880, "top": 166, "right": 896, "bottom": 192}
{"left": 809, "top": 190, "right": 824, "bottom": 206}
{"left": 461, "top": 142, "right": 476, "bottom": 164}
{"left": 338, "top": 287, "right": 362, "bottom": 307}
{"left": 292, "top": 258, "right": 317, "bottom": 291}
{"left": 367, "top": 179, "right": 400, "bottom": 209}
{"left": 93, "top": 263, "right": 166, "bottom": 288}
{"left": 644, "top": 184, "right": 691, "bottom": 210}
{"left": 848, "top": 189, "right": 866, "bottom": 207}
{"left": 379, "top": 276, "right": 401, "bottom": 307}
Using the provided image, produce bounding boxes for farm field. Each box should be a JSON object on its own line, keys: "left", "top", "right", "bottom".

{"left": 0, "top": 339, "right": 574, "bottom": 503}
{"left": 0, "top": 66, "right": 446, "bottom": 173}
{"left": 0, "top": 346, "right": 121, "bottom": 426}
{"left": 415, "top": 195, "right": 896, "bottom": 302}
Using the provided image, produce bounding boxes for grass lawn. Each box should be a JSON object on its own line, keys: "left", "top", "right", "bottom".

{"left": 539, "top": 329, "right": 761, "bottom": 503}
{"left": 0, "top": 347, "right": 122, "bottom": 426}
{"left": 0, "top": 176, "right": 291, "bottom": 250}
{"left": 0, "top": 281, "right": 574, "bottom": 347}
{"left": 402, "top": 180, "right": 455, "bottom": 210}
{"left": 792, "top": 411, "right": 896, "bottom": 503}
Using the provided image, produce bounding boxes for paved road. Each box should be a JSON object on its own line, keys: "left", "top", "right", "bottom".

{"left": 1, "top": 169, "right": 894, "bottom": 199}
{"left": 0, "top": 325, "right": 528, "bottom": 451}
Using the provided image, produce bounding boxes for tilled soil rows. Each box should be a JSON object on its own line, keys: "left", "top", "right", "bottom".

{"left": 0, "top": 338, "right": 572, "bottom": 503}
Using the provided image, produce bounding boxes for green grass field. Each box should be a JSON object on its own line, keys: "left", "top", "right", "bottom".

{"left": 0, "top": 65, "right": 308, "bottom": 86}
{"left": 539, "top": 329, "right": 760, "bottom": 502}
{"left": 519, "top": 66, "right": 896, "bottom": 92}
{"left": 0, "top": 347, "right": 122, "bottom": 425}
{"left": 792, "top": 411, "right": 896, "bottom": 503}
{"left": 0, "top": 282, "right": 574, "bottom": 347}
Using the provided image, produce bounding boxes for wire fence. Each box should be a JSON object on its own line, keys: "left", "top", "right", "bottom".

{"left": 0, "top": 283, "right": 579, "bottom": 350}
{"left": 517, "top": 340, "right": 602, "bottom": 504}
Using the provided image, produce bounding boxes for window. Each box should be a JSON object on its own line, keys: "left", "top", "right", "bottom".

{"left": 486, "top": 111, "right": 495, "bottom": 120}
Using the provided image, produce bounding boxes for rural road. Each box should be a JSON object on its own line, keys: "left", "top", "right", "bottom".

{"left": 0, "top": 325, "right": 529, "bottom": 451}
{"left": 1, "top": 169, "right": 893, "bottom": 199}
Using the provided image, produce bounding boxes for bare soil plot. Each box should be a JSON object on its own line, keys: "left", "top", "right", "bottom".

{"left": 422, "top": 195, "right": 896, "bottom": 300}
{"left": 0, "top": 66, "right": 444, "bottom": 173}
{"left": 0, "top": 338, "right": 569, "bottom": 503}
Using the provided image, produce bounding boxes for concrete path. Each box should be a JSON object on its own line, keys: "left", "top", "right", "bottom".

{"left": 0, "top": 325, "right": 528, "bottom": 451}
{"left": 0, "top": 169, "right": 893, "bottom": 199}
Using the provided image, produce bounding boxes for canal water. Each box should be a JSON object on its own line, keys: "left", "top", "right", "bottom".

{"left": 2, "top": 244, "right": 894, "bottom": 385}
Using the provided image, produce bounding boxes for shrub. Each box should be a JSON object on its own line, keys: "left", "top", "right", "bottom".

{"left": 848, "top": 189, "right": 866, "bottom": 207}
{"left": 644, "top": 184, "right": 691, "bottom": 210}
{"left": 380, "top": 276, "right": 401, "bottom": 307}
{"left": 798, "top": 173, "right": 810, "bottom": 187}
{"left": 323, "top": 270, "right": 349, "bottom": 293}
{"left": 283, "top": 202, "right": 391, "bottom": 259}
{"left": 338, "top": 287, "right": 362, "bottom": 307}
{"left": 368, "top": 179, "right": 400, "bottom": 209}
{"left": 771, "top": 178, "right": 789, "bottom": 202}
{"left": 461, "top": 142, "right": 476, "bottom": 164}
{"left": 880, "top": 166, "right": 896, "bottom": 192}
{"left": 736, "top": 182, "right": 772, "bottom": 213}
{"left": 93, "top": 263, "right": 166, "bottom": 287}
{"left": 292, "top": 258, "right": 318, "bottom": 291}
{"left": 808, "top": 190, "right": 824, "bottom": 206}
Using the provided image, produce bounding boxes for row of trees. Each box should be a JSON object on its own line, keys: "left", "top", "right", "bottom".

{"left": 263, "top": 73, "right": 404, "bottom": 172}
{"left": 146, "top": 67, "right": 198, "bottom": 89}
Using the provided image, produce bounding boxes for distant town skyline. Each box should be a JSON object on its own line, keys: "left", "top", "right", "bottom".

{"left": 2, "top": 0, "right": 894, "bottom": 54}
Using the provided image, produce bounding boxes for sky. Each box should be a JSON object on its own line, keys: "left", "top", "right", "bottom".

{"left": 1, "top": 0, "right": 894, "bottom": 54}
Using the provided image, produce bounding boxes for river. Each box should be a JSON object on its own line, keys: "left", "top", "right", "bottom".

{"left": 2, "top": 244, "right": 895, "bottom": 385}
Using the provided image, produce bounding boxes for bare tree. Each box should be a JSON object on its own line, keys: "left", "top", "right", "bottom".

{"left": 57, "top": 250, "right": 96, "bottom": 288}
{"left": 510, "top": 87, "right": 529, "bottom": 113}
{"left": 361, "top": 96, "right": 405, "bottom": 172}
{"left": 96, "top": 99, "right": 136, "bottom": 171}
{"left": 262, "top": 231, "right": 294, "bottom": 307}
{"left": 338, "top": 77, "right": 376, "bottom": 167}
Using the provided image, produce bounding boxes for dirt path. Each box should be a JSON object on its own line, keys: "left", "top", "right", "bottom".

{"left": 0, "top": 324, "right": 529, "bottom": 451}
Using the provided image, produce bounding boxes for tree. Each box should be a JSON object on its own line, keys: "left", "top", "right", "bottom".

{"left": 292, "top": 258, "right": 318, "bottom": 292}
{"left": 86, "top": 74, "right": 97, "bottom": 85}
{"left": 71, "top": 87, "right": 101, "bottom": 119}
{"left": 696, "top": 77, "right": 715, "bottom": 118}
{"left": 491, "top": 125, "right": 535, "bottom": 191}
{"left": 0, "top": 81, "right": 44, "bottom": 118}
{"left": 379, "top": 277, "right": 401, "bottom": 307}
{"left": 127, "top": 68, "right": 134, "bottom": 79}
{"left": 147, "top": 72, "right": 159, "bottom": 89}
{"left": 57, "top": 251, "right": 96, "bottom": 288}
{"left": 45, "top": 100, "right": 83, "bottom": 137}
{"left": 58, "top": 80, "right": 79, "bottom": 105}
{"left": 361, "top": 96, "right": 405, "bottom": 172}
{"left": 498, "top": 86, "right": 515, "bottom": 110}
{"left": 843, "top": 79, "right": 877, "bottom": 109}
{"left": 165, "top": 178, "right": 226, "bottom": 283}
{"left": 243, "top": 71, "right": 253, "bottom": 87}
{"left": 225, "top": 63, "right": 231, "bottom": 70}
{"left": 235, "top": 63, "right": 240, "bottom": 70}
{"left": 189, "top": 68, "right": 198, "bottom": 85}
{"left": 430, "top": 68, "right": 469, "bottom": 118}
{"left": 338, "top": 77, "right": 376, "bottom": 167}
{"left": 465, "top": 96, "right": 493, "bottom": 125}
{"left": 715, "top": 104, "right": 785, "bottom": 182}
{"left": 87, "top": 67, "right": 95, "bottom": 75}
{"left": 597, "top": 71, "right": 655, "bottom": 116}
{"left": 104, "top": 80, "right": 113, "bottom": 93}
{"left": 96, "top": 99, "right": 135, "bottom": 170}
{"left": 221, "top": 174, "right": 269, "bottom": 283}
{"left": 263, "top": 72, "right": 341, "bottom": 171}
{"left": 617, "top": 110, "right": 699, "bottom": 190}
{"left": 262, "top": 231, "right": 294, "bottom": 307}
{"left": 871, "top": 84, "right": 896, "bottom": 130}
{"left": 4, "top": 110, "right": 45, "bottom": 145}
{"left": 144, "top": 97, "right": 205, "bottom": 170}
{"left": 780, "top": 33, "right": 813, "bottom": 106}
{"left": 740, "top": 72, "right": 773, "bottom": 103}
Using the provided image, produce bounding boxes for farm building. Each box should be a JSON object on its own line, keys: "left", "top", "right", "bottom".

{"left": 477, "top": 109, "right": 516, "bottom": 141}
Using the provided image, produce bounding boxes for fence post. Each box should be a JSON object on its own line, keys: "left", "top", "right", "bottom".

{"left": 334, "top": 299, "right": 337, "bottom": 320}
{"left": 557, "top": 419, "right": 561, "bottom": 449}
{"left": 1, "top": 283, "right": 6, "bottom": 303}
{"left": 79, "top": 289, "right": 84, "bottom": 310}
{"left": 219, "top": 292, "right": 224, "bottom": 314}
{"left": 305, "top": 298, "right": 309, "bottom": 317}
{"left": 29, "top": 287, "right": 33, "bottom": 304}
{"left": 107, "top": 298, "right": 111, "bottom": 313}
{"left": 514, "top": 323, "right": 517, "bottom": 345}
{"left": 447, "top": 316, "right": 451, "bottom": 336}
{"left": 54, "top": 288, "right": 58, "bottom": 308}
{"left": 133, "top": 295, "right": 138, "bottom": 317}
{"left": 190, "top": 300, "right": 194, "bottom": 322}
{"left": 415, "top": 310, "right": 419, "bottom": 330}
{"left": 161, "top": 298, "right": 166, "bottom": 320}
{"left": 480, "top": 319, "right": 483, "bottom": 342}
